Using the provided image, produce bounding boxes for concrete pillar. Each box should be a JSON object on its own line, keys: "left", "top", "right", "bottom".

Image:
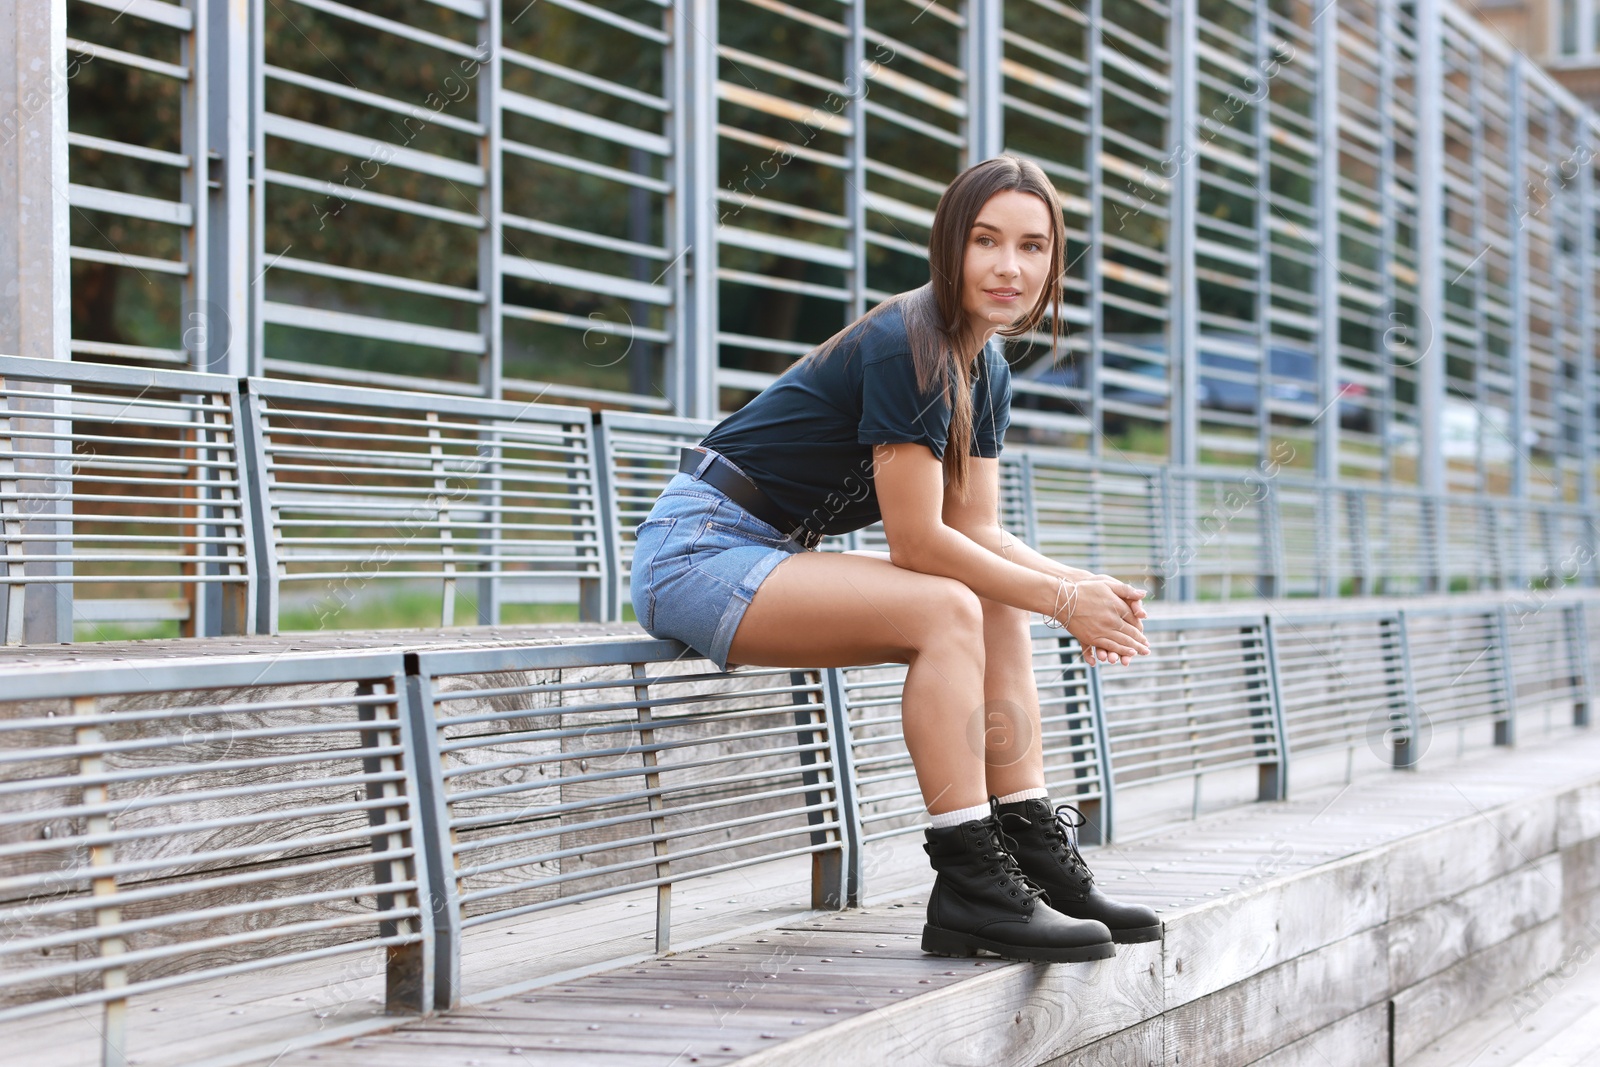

{"left": 0, "top": 0, "right": 72, "bottom": 643}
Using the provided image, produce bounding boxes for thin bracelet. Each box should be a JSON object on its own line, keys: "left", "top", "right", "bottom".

{"left": 1043, "top": 575, "right": 1065, "bottom": 627}
{"left": 1043, "top": 575, "right": 1078, "bottom": 629}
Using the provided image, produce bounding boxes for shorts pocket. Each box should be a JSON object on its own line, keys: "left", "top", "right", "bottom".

{"left": 704, "top": 518, "right": 790, "bottom": 549}
{"left": 630, "top": 517, "right": 678, "bottom": 631}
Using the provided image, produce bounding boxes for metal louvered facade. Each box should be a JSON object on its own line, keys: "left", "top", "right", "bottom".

{"left": 7, "top": 0, "right": 1600, "bottom": 516}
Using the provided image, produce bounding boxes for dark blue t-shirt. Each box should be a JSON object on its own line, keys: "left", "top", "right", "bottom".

{"left": 698, "top": 303, "right": 1012, "bottom": 537}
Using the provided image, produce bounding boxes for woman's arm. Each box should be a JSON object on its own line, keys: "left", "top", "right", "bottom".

{"left": 873, "top": 442, "right": 1150, "bottom": 663}
{"left": 940, "top": 455, "right": 1149, "bottom": 622}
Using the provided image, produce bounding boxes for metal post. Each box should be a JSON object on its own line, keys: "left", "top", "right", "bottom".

{"left": 1507, "top": 58, "right": 1529, "bottom": 587}
{"left": 666, "top": 0, "right": 690, "bottom": 419}
{"left": 845, "top": 0, "right": 867, "bottom": 324}
{"left": 1315, "top": 0, "right": 1340, "bottom": 512}
{"left": 678, "top": 0, "right": 718, "bottom": 420}
{"left": 1253, "top": 0, "right": 1271, "bottom": 469}
{"left": 1170, "top": 0, "right": 1199, "bottom": 479}
{"left": 1391, "top": 610, "right": 1422, "bottom": 769}
{"left": 1494, "top": 605, "right": 1517, "bottom": 746}
{"left": 187, "top": 0, "right": 215, "bottom": 635}
{"left": 1169, "top": 0, "right": 1199, "bottom": 604}
{"left": 236, "top": 380, "right": 279, "bottom": 635}
{"left": 964, "top": 0, "right": 1002, "bottom": 166}
{"left": 1572, "top": 601, "right": 1594, "bottom": 727}
{"left": 404, "top": 665, "right": 459, "bottom": 1010}
{"left": 248, "top": 0, "right": 266, "bottom": 376}
{"left": 1086, "top": 0, "right": 1105, "bottom": 460}
{"left": 820, "top": 666, "right": 864, "bottom": 906}
{"left": 1254, "top": 617, "right": 1290, "bottom": 801}
{"left": 1377, "top": 0, "right": 1401, "bottom": 496}
{"left": 592, "top": 417, "right": 622, "bottom": 622}
{"left": 479, "top": 1, "right": 502, "bottom": 400}
{"left": 476, "top": 0, "right": 504, "bottom": 624}
{"left": 1577, "top": 120, "right": 1597, "bottom": 585}
{"left": 204, "top": 0, "right": 252, "bottom": 378}
{"left": 630, "top": 662, "right": 672, "bottom": 953}
{"left": 183, "top": 0, "right": 209, "bottom": 378}
{"left": 1415, "top": 0, "right": 1447, "bottom": 588}
{"left": 0, "top": 0, "right": 69, "bottom": 368}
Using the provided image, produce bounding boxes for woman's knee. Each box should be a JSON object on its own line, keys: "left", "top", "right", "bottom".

{"left": 909, "top": 577, "right": 986, "bottom": 649}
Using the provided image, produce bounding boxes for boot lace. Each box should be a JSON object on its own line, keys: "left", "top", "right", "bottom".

{"left": 1001, "top": 799, "right": 1096, "bottom": 890}
{"left": 1046, "top": 803, "right": 1096, "bottom": 889}
{"left": 983, "top": 798, "right": 1047, "bottom": 904}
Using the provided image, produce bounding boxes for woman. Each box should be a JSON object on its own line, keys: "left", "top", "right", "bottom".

{"left": 632, "top": 155, "right": 1161, "bottom": 962}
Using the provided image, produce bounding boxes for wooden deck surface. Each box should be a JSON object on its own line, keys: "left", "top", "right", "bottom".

{"left": 1399, "top": 951, "right": 1600, "bottom": 1067}
{"left": 183, "top": 726, "right": 1600, "bottom": 1067}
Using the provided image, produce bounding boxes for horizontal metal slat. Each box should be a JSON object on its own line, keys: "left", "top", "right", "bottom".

{"left": 262, "top": 301, "right": 487, "bottom": 353}
{"left": 263, "top": 168, "right": 487, "bottom": 228}
{"left": 68, "top": 183, "right": 193, "bottom": 226}
{"left": 262, "top": 114, "right": 485, "bottom": 185}
{"left": 501, "top": 90, "right": 670, "bottom": 154}
{"left": 77, "top": 0, "right": 192, "bottom": 28}
{"left": 66, "top": 36, "right": 188, "bottom": 80}
{"left": 286, "top": 0, "right": 484, "bottom": 57}
{"left": 500, "top": 254, "right": 671, "bottom": 305}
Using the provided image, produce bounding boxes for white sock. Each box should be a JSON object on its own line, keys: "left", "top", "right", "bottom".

{"left": 929, "top": 801, "right": 990, "bottom": 828}
{"left": 994, "top": 787, "right": 1049, "bottom": 805}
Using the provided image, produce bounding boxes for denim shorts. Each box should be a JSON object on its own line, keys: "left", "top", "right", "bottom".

{"left": 630, "top": 457, "right": 809, "bottom": 671}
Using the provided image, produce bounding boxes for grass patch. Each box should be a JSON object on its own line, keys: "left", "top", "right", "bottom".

{"left": 72, "top": 620, "right": 182, "bottom": 642}
{"left": 276, "top": 588, "right": 630, "bottom": 632}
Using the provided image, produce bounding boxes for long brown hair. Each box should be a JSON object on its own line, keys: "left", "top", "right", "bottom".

{"left": 796, "top": 155, "right": 1065, "bottom": 498}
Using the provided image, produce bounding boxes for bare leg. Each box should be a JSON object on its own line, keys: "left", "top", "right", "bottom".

{"left": 725, "top": 551, "right": 989, "bottom": 815}
{"left": 976, "top": 596, "right": 1047, "bottom": 798}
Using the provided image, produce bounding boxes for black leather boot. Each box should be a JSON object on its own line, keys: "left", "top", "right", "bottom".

{"left": 996, "top": 797, "right": 1163, "bottom": 944}
{"left": 921, "top": 809, "right": 1115, "bottom": 963}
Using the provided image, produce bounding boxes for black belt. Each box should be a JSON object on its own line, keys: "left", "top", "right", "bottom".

{"left": 677, "top": 447, "right": 822, "bottom": 550}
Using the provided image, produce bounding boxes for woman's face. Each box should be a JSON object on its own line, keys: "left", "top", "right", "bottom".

{"left": 959, "top": 188, "right": 1053, "bottom": 350}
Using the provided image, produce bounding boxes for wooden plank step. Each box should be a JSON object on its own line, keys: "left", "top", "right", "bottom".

{"left": 247, "top": 729, "right": 1600, "bottom": 1067}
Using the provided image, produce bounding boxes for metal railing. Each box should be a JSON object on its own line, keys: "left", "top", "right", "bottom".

{"left": 0, "top": 652, "right": 430, "bottom": 1066}
{"left": 0, "top": 589, "right": 1594, "bottom": 1064}
{"left": 240, "top": 376, "right": 603, "bottom": 631}
{"left": 406, "top": 641, "right": 849, "bottom": 1008}
{"left": 0, "top": 358, "right": 1595, "bottom": 639}
{"left": 834, "top": 625, "right": 1107, "bottom": 852}
{"left": 0, "top": 356, "right": 253, "bottom": 644}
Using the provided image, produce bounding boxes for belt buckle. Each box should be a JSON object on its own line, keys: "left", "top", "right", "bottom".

{"left": 796, "top": 527, "right": 824, "bottom": 551}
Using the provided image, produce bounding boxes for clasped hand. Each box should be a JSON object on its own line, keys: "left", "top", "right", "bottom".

{"left": 1050, "top": 574, "right": 1150, "bottom": 667}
